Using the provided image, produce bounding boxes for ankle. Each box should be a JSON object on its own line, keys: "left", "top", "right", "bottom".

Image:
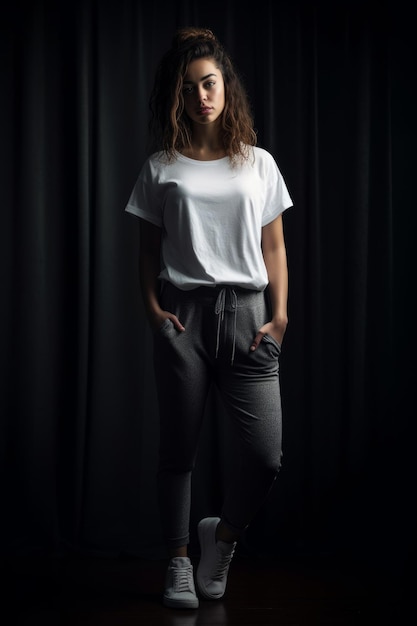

{"left": 215, "top": 521, "right": 238, "bottom": 544}
{"left": 169, "top": 546, "right": 188, "bottom": 559}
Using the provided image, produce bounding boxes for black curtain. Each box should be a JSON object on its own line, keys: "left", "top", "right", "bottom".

{"left": 1, "top": 0, "right": 415, "bottom": 583}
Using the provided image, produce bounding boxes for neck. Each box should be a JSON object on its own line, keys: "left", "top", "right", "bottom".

{"left": 182, "top": 126, "right": 226, "bottom": 161}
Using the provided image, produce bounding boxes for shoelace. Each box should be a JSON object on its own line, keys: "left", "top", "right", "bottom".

{"left": 212, "top": 544, "right": 235, "bottom": 580}
{"left": 173, "top": 566, "right": 195, "bottom": 592}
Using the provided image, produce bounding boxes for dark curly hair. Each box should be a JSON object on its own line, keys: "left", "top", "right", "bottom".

{"left": 148, "top": 27, "right": 257, "bottom": 163}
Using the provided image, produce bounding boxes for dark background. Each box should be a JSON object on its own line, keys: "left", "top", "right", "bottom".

{"left": 1, "top": 0, "right": 415, "bottom": 592}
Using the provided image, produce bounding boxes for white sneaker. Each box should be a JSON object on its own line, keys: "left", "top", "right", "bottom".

{"left": 163, "top": 556, "right": 199, "bottom": 609}
{"left": 196, "top": 517, "right": 236, "bottom": 600}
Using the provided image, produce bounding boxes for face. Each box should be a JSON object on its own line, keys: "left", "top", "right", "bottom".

{"left": 182, "top": 58, "right": 225, "bottom": 126}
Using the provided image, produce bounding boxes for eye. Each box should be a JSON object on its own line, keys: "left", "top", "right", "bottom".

{"left": 205, "top": 81, "right": 215, "bottom": 88}
{"left": 182, "top": 85, "right": 194, "bottom": 94}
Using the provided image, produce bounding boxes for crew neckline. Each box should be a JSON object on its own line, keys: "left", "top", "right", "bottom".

{"left": 176, "top": 152, "right": 229, "bottom": 164}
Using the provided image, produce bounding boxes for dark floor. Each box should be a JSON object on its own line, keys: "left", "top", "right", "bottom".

{"left": 5, "top": 551, "right": 410, "bottom": 625}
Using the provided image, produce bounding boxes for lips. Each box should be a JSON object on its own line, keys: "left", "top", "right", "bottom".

{"left": 198, "top": 107, "right": 212, "bottom": 114}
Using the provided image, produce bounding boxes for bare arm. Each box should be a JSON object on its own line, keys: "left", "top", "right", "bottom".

{"left": 250, "top": 214, "right": 288, "bottom": 351}
{"left": 139, "top": 219, "right": 185, "bottom": 332}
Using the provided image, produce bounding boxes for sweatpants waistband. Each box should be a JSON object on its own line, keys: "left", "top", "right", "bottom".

{"left": 161, "top": 281, "right": 266, "bottom": 308}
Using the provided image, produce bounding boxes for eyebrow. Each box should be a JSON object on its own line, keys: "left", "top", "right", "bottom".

{"left": 183, "top": 73, "right": 217, "bottom": 85}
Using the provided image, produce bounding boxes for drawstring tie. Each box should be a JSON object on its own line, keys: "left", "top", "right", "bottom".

{"left": 214, "top": 287, "right": 238, "bottom": 365}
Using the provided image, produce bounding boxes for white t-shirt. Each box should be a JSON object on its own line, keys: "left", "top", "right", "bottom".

{"left": 125, "top": 147, "right": 293, "bottom": 290}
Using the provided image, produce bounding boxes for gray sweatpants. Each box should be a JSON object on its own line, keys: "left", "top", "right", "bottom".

{"left": 153, "top": 281, "right": 283, "bottom": 549}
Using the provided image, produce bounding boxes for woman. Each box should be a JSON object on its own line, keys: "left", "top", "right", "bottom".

{"left": 125, "top": 26, "right": 293, "bottom": 609}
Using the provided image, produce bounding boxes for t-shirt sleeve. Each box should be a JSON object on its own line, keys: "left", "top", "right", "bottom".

{"left": 124, "top": 158, "right": 163, "bottom": 227}
{"left": 261, "top": 152, "right": 293, "bottom": 227}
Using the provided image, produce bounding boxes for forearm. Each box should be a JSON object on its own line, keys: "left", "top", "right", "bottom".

{"left": 254, "top": 214, "right": 289, "bottom": 349}
{"left": 138, "top": 220, "right": 185, "bottom": 333}
{"left": 264, "top": 245, "right": 288, "bottom": 327}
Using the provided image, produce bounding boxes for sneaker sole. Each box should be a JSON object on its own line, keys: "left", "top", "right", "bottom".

{"left": 163, "top": 595, "right": 199, "bottom": 609}
{"left": 197, "top": 518, "right": 224, "bottom": 600}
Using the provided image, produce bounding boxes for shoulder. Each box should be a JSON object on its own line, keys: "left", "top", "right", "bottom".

{"left": 146, "top": 151, "right": 171, "bottom": 168}
{"left": 139, "top": 151, "right": 173, "bottom": 180}
{"left": 251, "top": 146, "right": 276, "bottom": 163}
{"left": 246, "top": 146, "right": 281, "bottom": 175}
{"left": 240, "top": 145, "right": 276, "bottom": 165}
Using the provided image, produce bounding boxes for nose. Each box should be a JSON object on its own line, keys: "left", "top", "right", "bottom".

{"left": 197, "top": 86, "right": 207, "bottom": 103}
